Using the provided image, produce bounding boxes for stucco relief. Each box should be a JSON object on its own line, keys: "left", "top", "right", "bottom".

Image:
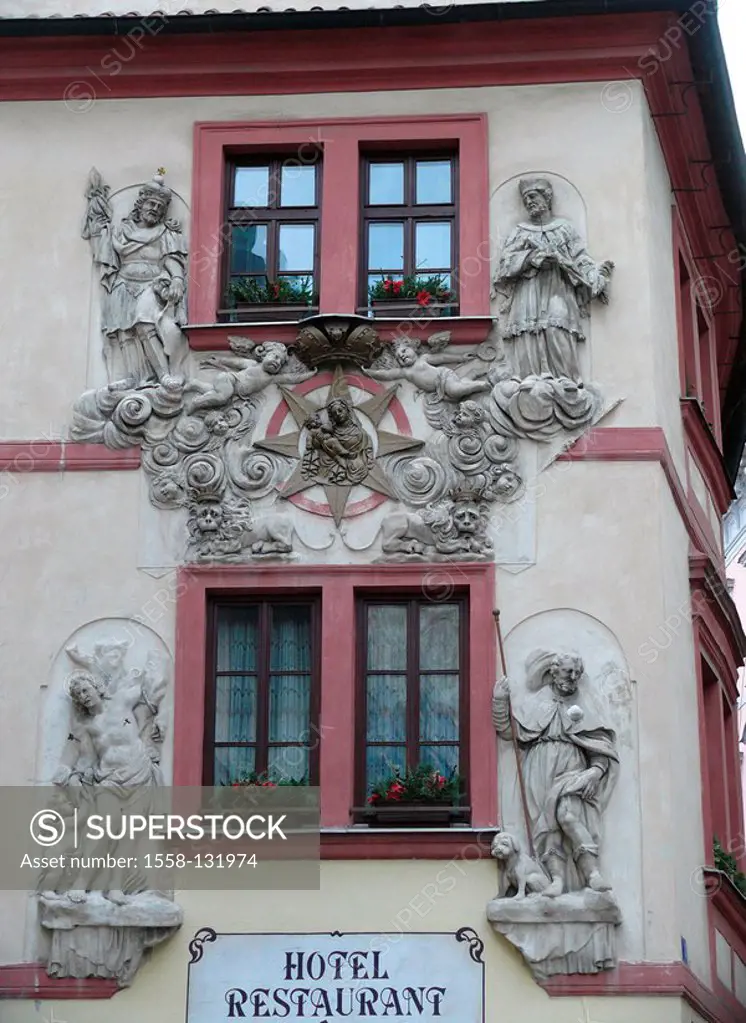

{"left": 489, "top": 174, "right": 614, "bottom": 441}
{"left": 486, "top": 609, "right": 637, "bottom": 979}
{"left": 68, "top": 168, "right": 615, "bottom": 566}
{"left": 38, "top": 620, "right": 181, "bottom": 987}
{"left": 83, "top": 168, "right": 188, "bottom": 388}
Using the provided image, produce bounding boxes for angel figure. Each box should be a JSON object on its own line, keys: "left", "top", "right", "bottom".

{"left": 364, "top": 333, "right": 490, "bottom": 401}
{"left": 184, "top": 338, "right": 315, "bottom": 413}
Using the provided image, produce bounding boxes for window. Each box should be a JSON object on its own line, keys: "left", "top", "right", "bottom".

{"left": 356, "top": 597, "right": 467, "bottom": 815}
{"left": 204, "top": 599, "right": 319, "bottom": 785}
{"left": 702, "top": 656, "right": 742, "bottom": 857}
{"left": 361, "top": 153, "right": 458, "bottom": 313}
{"left": 222, "top": 155, "right": 321, "bottom": 320}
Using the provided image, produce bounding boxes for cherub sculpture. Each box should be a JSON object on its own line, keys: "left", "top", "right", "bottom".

{"left": 184, "top": 338, "right": 315, "bottom": 413}
{"left": 365, "top": 332, "right": 489, "bottom": 401}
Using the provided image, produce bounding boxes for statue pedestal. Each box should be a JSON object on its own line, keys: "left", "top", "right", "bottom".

{"left": 486, "top": 890, "right": 621, "bottom": 980}
{"left": 39, "top": 891, "right": 182, "bottom": 987}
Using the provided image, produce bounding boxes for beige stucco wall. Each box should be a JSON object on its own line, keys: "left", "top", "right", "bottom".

{"left": 0, "top": 74, "right": 715, "bottom": 1013}
{"left": 0, "top": 865, "right": 688, "bottom": 1023}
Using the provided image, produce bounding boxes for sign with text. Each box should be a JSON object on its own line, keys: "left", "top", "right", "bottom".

{"left": 186, "top": 930, "right": 485, "bottom": 1023}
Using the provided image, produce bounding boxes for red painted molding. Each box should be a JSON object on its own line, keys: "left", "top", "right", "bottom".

{"left": 320, "top": 828, "right": 496, "bottom": 860}
{"left": 707, "top": 870, "right": 746, "bottom": 955}
{"left": 0, "top": 442, "right": 140, "bottom": 472}
{"left": 542, "top": 961, "right": 743, "bottom": 1023}
{"left": 0, "top": 16, "right": 669, "bottom": 102}
{"left": 189, "top": 115, "right": 490, "bottom": 326}
{"left": 0, "top": 963, "right": 118, "bottom": 1000}
{"left": 185, "top": 317, "right": 495, "bottom": 351}
{"left": 682, "top": 398, "right": 734, "bottom": 516}
{"left": 174, "top": 562, "right": 496, "bottom": 830}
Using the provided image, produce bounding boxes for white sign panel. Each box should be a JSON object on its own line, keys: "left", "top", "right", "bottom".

{"left": 186, "top": 929, "right": 484, "bottom": 1023}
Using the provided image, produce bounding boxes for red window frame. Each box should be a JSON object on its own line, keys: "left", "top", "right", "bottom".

{"left": 173, "top": 563, "right": 496, "bottom": 836}
{"left": 189, "top": 116, "right": 490, "bottom": 341}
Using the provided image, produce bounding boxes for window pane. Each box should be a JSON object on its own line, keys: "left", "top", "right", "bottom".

{"left": 419, "top": 674, "right": 459, "bottom": 742}
{"left": 420, "top": 605, "right": 459, "bottom": 670}
{"left": 419, "top": 744, "right": 459, "bottom": 779}
{"left": 281, "top": 164, "right": 317, "bottom": 207}
{"left": 270, "top": 605, "right": 312, "bottom": 671}
{"left": 368, "top": 222, "right": 404, "bottom": 271}
{"left": 234, "top": 166, "right": 270, "bottom": 207}
{"left": 366, "top": 745, "right": 407, "bottom": 793}
{"left": 230, "top": 224, "right": 268, "bottom": 274}
{"left": 415, "top": 221, "right": 451, "bottom": 271}
{"left": 214, "top": 746, "right": 256, "bottom": 787}
{"left": 216, "top": 607, "right": 259, "bottom": 671}
{"left": 279, "top": 223, "right": 315, "bottom": 272}
{"left": 369, "top": 162, "right": 404, "bottom": 205}
{"left": 416, "top": 160, "right": 452, "bottom": 204}
{"left": 268, "top": 745, "right": 309, "bottom": 785}
{"left": 215, "top": 675, "right": 257, "bottom": 743}
{"left": 269, "top": 674, "right": 311, "bottom": 742}
{"left": 366, "top": 674, "right": 407, "bottom": 741}
{"left": 367, "top": 605, "right": 407, "bottom": 670}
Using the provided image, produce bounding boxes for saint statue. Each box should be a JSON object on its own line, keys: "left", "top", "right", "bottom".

{"left": 302, "top": 397, "right": 374, "bottom": 485}
{"left": 492, "top": 650, "right": 619, "bottom": 897}
{"left": 495, "top": 179, "right": 613, "bottom": 383}
{"left": 83, "top": 168, "right": 188, "bottom": 389}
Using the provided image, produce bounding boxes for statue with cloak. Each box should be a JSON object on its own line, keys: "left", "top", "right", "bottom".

{"left": 495, "top": 178, "right": 613, "bottom": 384}
{"left": 492, "top": 650, "right": 619, "bottom": 897}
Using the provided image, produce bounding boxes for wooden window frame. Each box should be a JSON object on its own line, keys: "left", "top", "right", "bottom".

{"left": 220, "top": 151, "right": 322, "bottom": 321}
{"left": 354, "top": 593, "right": 469, "bottom": 821}
{"left": 203, "top": 594, "right": 322, "bottom": 785}
{"left": 359, "top": 152, "right": 459, "bottom": 312}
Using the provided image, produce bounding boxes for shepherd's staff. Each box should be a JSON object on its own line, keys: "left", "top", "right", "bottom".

{"left": 492, "top": 609, "right": 537, "bottom": 862}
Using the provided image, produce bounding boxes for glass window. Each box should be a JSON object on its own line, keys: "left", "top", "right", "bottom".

{"left": 207, "top": 601, "right": 318, "bottom": 786}
{"left": 224, "top": 155, "right": 321, "bottom": 318}
{"left": 361, "top": 153, "right": 458, "bottom": 310}
{"left": 358, "top": 598, "right": 465, "bottom": 801}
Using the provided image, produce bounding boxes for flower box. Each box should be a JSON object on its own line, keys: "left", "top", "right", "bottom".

{"left": 359, "top": 803, "right": 469, "bottom": 828}
{"left": 368, "top": 301, "right": 457, "bottom": 319}
{"left": 219, "top": 304, "right": 319, "bottom": 323}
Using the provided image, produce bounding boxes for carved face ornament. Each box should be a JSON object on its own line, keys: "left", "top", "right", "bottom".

{"left": 195, "top": 502, "right": 224, "bottom": 534}
{"left": 522, "top": 188, "right": 552, "bottom": 220}
{"left": 327, "top": 399, "right": 351, "bottom": 425}
{"left": 549, "top": 655, "right": 582, "bottom": 696}
{"left": 140, "top": 197, "right": 168, "bottom": 225}
{"left": 394, "top": 343, "right": 417, "bottom": 367}
{"left": 492, "top": 834, "right": 516, "bottom": 861}
{"left": 453, "top": 502, "right": 482, "bottom": 534}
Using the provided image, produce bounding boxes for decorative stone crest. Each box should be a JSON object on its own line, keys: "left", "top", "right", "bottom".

{"left": 293, "top": 314, "right": 384, "bottom": 368}
{"left": 39, "top": 633, "right": 181, "bottom": 987}
{"left": 487, "top": 649, "right": 621, "bottom": 979}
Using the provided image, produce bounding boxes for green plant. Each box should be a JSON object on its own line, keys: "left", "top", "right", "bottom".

{"left": 229, "top": 771, "right": 308, "bottom": 788}
{"left": 228, "top": 276, "right": 315, "bottom": 306}
{"left": 368, "top": 763, "right": 461, "bottom": 806}
{"left": 714, "top": 837, "right": 746, "bottom": 897}
{"left": 368, "top": 272, "right": 453, "bottom": 306}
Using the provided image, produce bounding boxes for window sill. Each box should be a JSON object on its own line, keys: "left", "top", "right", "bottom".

{"left": 184, "top": 315, "right": 493, "bottom": 350}
{"left": 320, "top": 826, "right": 497, "bottom": 860}
{"left": 218, "top": 304, "right": 319, "bottom": 324}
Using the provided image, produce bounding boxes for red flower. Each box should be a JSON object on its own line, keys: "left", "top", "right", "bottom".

{"left": 232, "top": 782, "right": 241, "bottom": 787}
{"left": 271, "top": 282, "right": 281, "bottom": 297}
{"left": 368, "top": 793, "right": 380, "bottom": 804}
{"left": 392, "top": 280, "right": 403, "bottom": 294}
{"left": 383, "top": 279, "right": 393, "bottom": 292}
{"left": 434, "top": 774, "right": 446, "bottom": 789}
{"left": 416, "top": 289, "right": 432, "bottom": 306}
{"left": 386, "top": 781, "right": 405, "bottom": 801}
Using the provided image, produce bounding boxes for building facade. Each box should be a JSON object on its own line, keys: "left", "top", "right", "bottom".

{"left": 1, "top": 0, "right": 746, "bottom": 1021}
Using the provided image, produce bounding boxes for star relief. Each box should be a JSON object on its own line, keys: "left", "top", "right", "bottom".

{"left": 255, "top": 365, "right": 423, "bottom": 526}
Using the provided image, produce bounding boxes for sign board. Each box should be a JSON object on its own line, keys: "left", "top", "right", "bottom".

{"left": 186, "top": 929, "right": 485, "bottom": 1023}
